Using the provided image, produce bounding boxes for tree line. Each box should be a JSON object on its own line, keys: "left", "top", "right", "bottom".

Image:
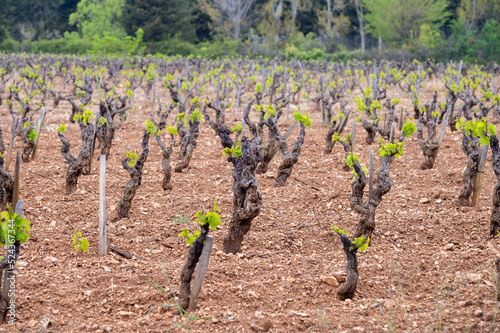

{"left": 0, "top": 0, "right": 498, "bottom": 62}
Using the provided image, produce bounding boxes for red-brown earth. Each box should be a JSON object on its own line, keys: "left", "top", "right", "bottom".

{"left": 0, "top": 80, "right": 499, "bottom": 332}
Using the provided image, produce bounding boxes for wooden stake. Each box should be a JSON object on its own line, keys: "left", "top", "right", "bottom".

{"left": 437, "top": 104, "right": 452, "bottom": 147}
{"left": 234, "top": 85, "right": 242, "bottom": 121}
{"left": 216, "top": 73, "right": 221, "bottom": 108}
{"left": 99, "top": 155, "right": 107, "bottom": 257}
{"left": 152, "top": 73, "right": 156, "bottom": 107}
{"left": 2, "top": 200, "right": 23, "bottom": 311}
{"left": 471, "top": 145, "right": 488, "bottom": 207}
{"left": 456, "top": 60, "right": 463, "bottom": 85}
{"left": 398, "top": 108, "right": 403, "bottom": 131}
{"left": 286, "top": 87, "right": 292, "bottom": 119}
{"left": 31, "top": 107, "right": 46, "bottom": 160}
{"left": 187, "top": 235, "right": 214, "bottom": 313}
{"left": 12, "top": 150, "right": 20, "bottom": 211}
{"left": 495, "top": 258, "right": 500, "bottom": 301}
{"left": 5, "top": 117, "right": 18, "bottom": 172}
{"left": 351, "top": 123, "right": 356, "bottom": 154}
{"left": 368, "top": 150, "right": 374, "bottom": 201}
{"left": 389, "top": 123, "right": 395, "bottom": 143}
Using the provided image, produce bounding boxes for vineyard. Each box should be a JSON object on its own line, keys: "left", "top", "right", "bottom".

{"left": 0, "top": 55, "right": 500, "bottom": 332}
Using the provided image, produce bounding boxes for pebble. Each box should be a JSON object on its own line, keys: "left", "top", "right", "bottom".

{"left": 419, "top": 198, "right": 430, "bottom": 204}
{"left": 467, "top": 273, "right": 482, "bottom": 283}
{"left": 443, "top": 243, "right": 454, "bottom": 251}
{"left": 320, "top": 275, "right": 339, "bottom": 287}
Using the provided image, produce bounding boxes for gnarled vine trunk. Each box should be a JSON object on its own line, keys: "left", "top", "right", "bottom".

{"left": 179, "top": 223, "right": 210, "bottom": 310}
{"left": 175, "top": 119, "right": 200, "bottom": 173}
{"left": 490, "top": 135, "right": 500, "bottom": 236}
{"left": 217, "top": 127, "right": 263, "bottom": 254}
{"left": 324, "top": 103, "right": 351, "bottom": 155}
{"left": 417, "top": 92, "right": 440, "bottom": 170}
{"left": 0, "top": 157, "right": 13, "bottom": 211}
{"left": 58, "top": 120, "right": 94, "bottom": 195}
{"left": 113, "top": 131, "right": 149, "bottom": 221}
{"left": 156, "top": 133, "right": 174, "bottom": 190}
{"left": 336, "top": 234, "right": 359, "bottom": 300}
{"left": 458, "top": 131, "right": 480, "bottom": 207}
{"left": 96, "top": 102, "right": 116, "bottom": 158}
{"left": 265, "top": 114, "right": 306, "bottom": 187}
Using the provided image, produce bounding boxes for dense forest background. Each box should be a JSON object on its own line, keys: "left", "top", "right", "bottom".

{"left": 0, "top": 0, "right": 498, "bottom": 62}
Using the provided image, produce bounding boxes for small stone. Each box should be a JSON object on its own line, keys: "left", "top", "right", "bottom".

{"left": 332, "top": 271, "right": 347, "bottom": 283}
{"left": 419, "top": 198, "right": 430, "bottom": 204}
{"left": 50, "top": 221, "right": 57, "bottom": 227}
{"left": 443, "top": 243, "right": 454, "bottom": 251}
{"left": 43, "top": 256, "right": 58, "bottom": 263}
{"left": 290, "top": 310, "right": 309, "bottom": 317}
{"left": 250, "top": 319, "right": 273, "bottom": 332}
{"left": 436, "top": 199, "right": 442, "bottom": 204}
{"left": 118, "top": 311, "right": 134, "bottom": 317}
{"left": 467, "top": 273, "right": 482, "bottom": 283}
{"left": 320, "top": 275, "right": 339, "bottom": 287}
{"left": 102, "top": 266, "right": 111, "bottom": 272}
{"left": 474, "top": 309, "right": 483, "bottom": 317}
{"left": 248, "top": 291, "right": 257, "bottom": 298}
{"left": 17, "top": 261, "right": 28, "bottom": 267}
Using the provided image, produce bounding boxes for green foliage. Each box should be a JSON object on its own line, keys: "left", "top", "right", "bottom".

{"left": 402, "top": 121, "right": 417, "bottom": 137}
{"left": 283, "top": 33, "right": 326, "bottom": 60}
{"left": 456, "top": 118, "right": 497, "bottom": 146}
{"left": 332, "top": 225, "right": 349, "bottom": 236}
{"left": 332, "top": 225, "right": 370, "bottom": 252}
{"left": 345, "top": 152, "right": 359, "bottom": 168}
{"left": 332, "top": 133, "right": 351, "bottom": 145}
{"left": 27, "top": 129, "right": 37, "bottom": 142}
{"left": 69, "top": 0, "right": 126, "bottom": 39}
{"left": 91, "top": 28, "right": 145, "bottom": 56}
{"left": 293, "top": 109, "right": 312, "bottom": 127}
{"left": 126, "top": 151, "right": 138, "bottom": 167}
{"left": 222, "top": 145, "right": 242, "bottom": 158}
{"left": 378, "top": 139, "right": 405, "bottom": 158}
{"left": 263, "top": 104, "right": 276, "bottom": 120}
{"left": 146, "top": 119, "right": 159, "bottom": 136}
{"left": 166, "top": 125, "right": 178, "bottom": 135}
{"left": 364, "top": 0, "right": 449, "bottom": 44}
{"left": 351, "top": 236, "right": 370, "bottom": 252}
{"left": 178, "top": 200, "right": 222, "bottom": 245}
{"left": 57, "top": 122, "right": 67, "bottom": 134}
{"left": 256, "top": 83, "right": 262, "bottom": 94}
{"left": 98, "top": 116, "right": 107, "bottom": 125}
{"left": 174, "top": 215, "right": 189, "bottom": 224}
{"left": 231, "top": 124, "right": 243, "bottom": 133}
{"left": 0, "top": 204, "right": 30, "bottom": 246}
{"left": 73, "top": 109, "right": 93, "bottom": 125}
{"left": 190, "top": 110, "right": 202, "bottom": 122}
{"left": 72, "top": 230, "right": 89, "bottom": 253}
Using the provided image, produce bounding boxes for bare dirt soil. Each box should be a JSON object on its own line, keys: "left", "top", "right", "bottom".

{"left": 1, "top": 83, "right": 500, "bottom": 333}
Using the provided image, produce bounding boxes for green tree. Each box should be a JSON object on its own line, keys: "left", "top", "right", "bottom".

{"left": 122, "top": 0, "right": 197, "bottom": 42}
{"left": 0, "top": 0, "right": 78, "bottom": 41}
{"left": 69, "top": 0, "right": 126, "bottom": 39}
{"left": 364, "top": 0, "right": 450, "bottom": 45}
{"left": 457, "top": 0, "right": 500, "bottom": 32}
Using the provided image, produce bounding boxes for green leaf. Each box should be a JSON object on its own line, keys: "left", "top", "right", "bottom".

{"left": 479, "top": 136, "right": 490, "bottom": 146}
